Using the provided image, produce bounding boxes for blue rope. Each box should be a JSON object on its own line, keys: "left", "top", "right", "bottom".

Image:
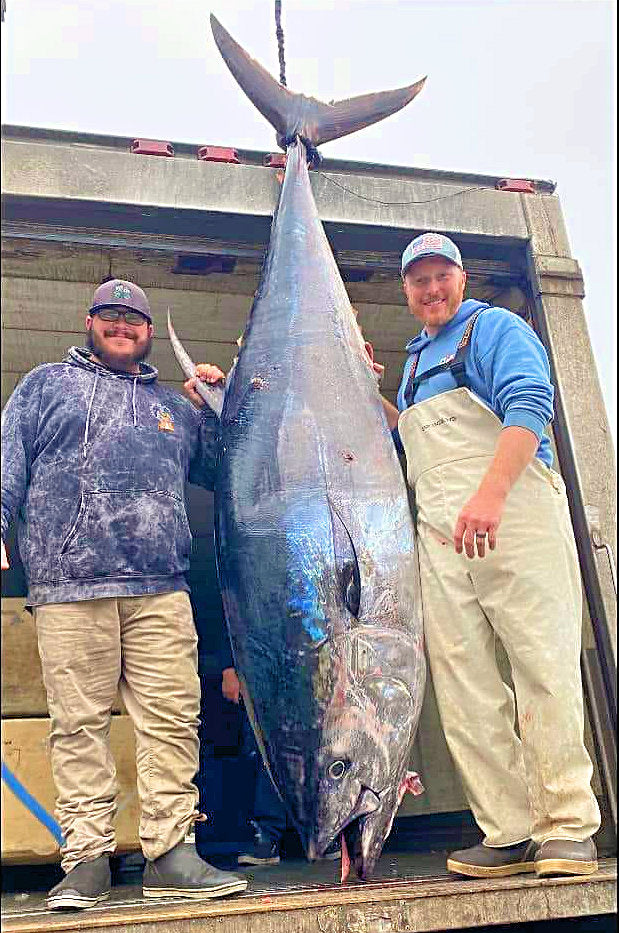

{"left": 1, "top": 760, "right": 65, "bottom": 846}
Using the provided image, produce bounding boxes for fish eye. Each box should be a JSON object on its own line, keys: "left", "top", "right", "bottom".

{"left": 328, "top": 759, "right": 348, "bottom": 780}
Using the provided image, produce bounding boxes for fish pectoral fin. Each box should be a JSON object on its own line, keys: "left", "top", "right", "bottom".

{"left": 328, "top": 501, "right": 361, "bottom": 618}
{"left": 167, "top": 310, "right": 225, "bottom": 418}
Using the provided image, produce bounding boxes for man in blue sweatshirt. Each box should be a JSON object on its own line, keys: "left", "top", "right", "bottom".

{"left": 1, "top": 279, "right": 247, "bottom": 909}
{"left": 380, "top": 233, "right": 600, "bottom": 878}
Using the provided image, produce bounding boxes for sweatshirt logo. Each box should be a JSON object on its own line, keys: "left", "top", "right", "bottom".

{"left": 154, "top": 405, "right": 175, "bottom": 433}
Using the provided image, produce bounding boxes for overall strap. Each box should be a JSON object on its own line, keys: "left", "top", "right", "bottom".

{"left": 403, "top": 308, "right": 485, "bottom": 408}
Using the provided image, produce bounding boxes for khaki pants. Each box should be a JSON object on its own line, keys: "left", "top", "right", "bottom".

{"left": 35, "top": 591, "right": 201, "bottom": 870}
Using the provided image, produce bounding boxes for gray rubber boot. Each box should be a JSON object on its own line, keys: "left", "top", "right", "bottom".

{"left": 47, "top": 855, "right": 111, "bottom": 910}
{"left": 447, "top": 840, "right": 538, "bottom": 878}
{"left": 143, "top": 840, "right": 248, "bottom": 900}
{"left": 534, "top": 837, "right": 598, "bottom": 876}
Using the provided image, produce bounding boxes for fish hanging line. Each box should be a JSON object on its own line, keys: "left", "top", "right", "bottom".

{"left": 273, "top": 2, "right": 322, "bottom": 169}
{"left": 275, "top": 0, "right": 287, "bottom": 87}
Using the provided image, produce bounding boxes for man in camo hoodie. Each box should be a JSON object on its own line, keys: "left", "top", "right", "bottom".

{"left": 1, "top": 279, "right": 247, "bottom": 909}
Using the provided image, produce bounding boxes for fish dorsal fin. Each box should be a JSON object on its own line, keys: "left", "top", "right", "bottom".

{"left": 210, "top": 14, "right": 426, "bottom": 150}
{"left": 167, "top": 310, "right": 225, "bottom": 418}
{"left": 328, "top": 501, "right": 361, "bottom": 618}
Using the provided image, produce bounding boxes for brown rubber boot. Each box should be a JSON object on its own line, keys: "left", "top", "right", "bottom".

{"left": 447, "top": 840, "right": 538, "bottom": 878}
{"left": 534, "top": 838, "right": 598, "bottom": 877}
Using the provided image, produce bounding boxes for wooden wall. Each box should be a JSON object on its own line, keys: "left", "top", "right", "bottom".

{"left": 0, "top": 235, "right": 602, "bottom": 861}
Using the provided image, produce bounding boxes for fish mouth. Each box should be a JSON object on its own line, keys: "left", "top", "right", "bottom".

{"left": 339, "top": 807, "right": 381, "bottom": 883}
{"left": 314, "top": 785, "right": 384, "bottom": 882}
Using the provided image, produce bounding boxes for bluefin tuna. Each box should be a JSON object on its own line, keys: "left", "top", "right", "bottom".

{"left": 169, "top": 14, "right": 427, "bottom": 881}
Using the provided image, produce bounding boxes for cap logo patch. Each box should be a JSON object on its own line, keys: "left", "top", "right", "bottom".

{"left": 112, "top": 283, "right": 132, "bottom": 301}
{"left": 412, "top": 233, "right": 445, "bottom": 255}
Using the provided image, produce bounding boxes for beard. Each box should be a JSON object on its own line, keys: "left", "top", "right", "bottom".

{"left": 86, "top": 329, "right": 153, "bottom": 371}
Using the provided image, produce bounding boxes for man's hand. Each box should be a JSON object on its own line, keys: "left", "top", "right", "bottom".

{"left": 454, "top": 486, "right": 506, "bottom": 558}
{"left": 453, "top": 425, "right": 539, "bottom": 558}
{"left": 221, "top": 667, "right": 241, "bottom": 704}
{"left": 183, "top": 363, "right": 226, "bottom": 409}
{"left": 364, "top": 341, "right": 385, "bottom": 382}
{"left": 1, "top": 539, "right": 9, "bottom": 570}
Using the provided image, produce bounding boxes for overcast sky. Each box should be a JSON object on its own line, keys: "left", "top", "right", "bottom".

{"left": 1, "top": 0, "right": 615, "bottom": 440}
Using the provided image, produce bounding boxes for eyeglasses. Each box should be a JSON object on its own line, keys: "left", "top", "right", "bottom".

{"left": 93, "top": 308, "right": 150, "bottom": 326}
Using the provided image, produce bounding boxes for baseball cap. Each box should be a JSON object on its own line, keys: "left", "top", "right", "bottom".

{"left": 401, "top": 233, "right": 463, "bottom": 277}
{"left": 89, "top": 279, "right": 152, "bottom": 322}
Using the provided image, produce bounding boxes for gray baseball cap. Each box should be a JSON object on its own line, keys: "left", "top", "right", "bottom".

{"left": 401, "top": 233, "right": 463, "bottom": 276}
{"left": 89, "top": 279, "right": 152, "bottom": 322}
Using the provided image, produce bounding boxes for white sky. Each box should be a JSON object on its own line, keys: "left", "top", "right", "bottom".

{"left": 1, "top": 0, "right": 616, "bottom": 440}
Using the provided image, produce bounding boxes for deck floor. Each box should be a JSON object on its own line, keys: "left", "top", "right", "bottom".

{"left": 2, "top": 853, "right": 616, "bottom": 933}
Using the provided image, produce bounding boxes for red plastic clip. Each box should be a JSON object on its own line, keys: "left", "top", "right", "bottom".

{"left": 263, "top": 152, "right": 287, "bottom": 168}
{"left": 131, "top": 139, "right": 174, "bottom": 157}
{"left": 496, "top": 178, "right": 536, "bottom": 194}
{"left": 197, "top": 146, "right": 240, "bottom": 164}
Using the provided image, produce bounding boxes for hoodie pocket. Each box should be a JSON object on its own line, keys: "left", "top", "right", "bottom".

{"left": 59, "top": 490, "right": 191, "bottom": 580}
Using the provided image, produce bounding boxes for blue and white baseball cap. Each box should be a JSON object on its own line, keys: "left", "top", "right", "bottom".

{"left": 401, "top": 232, "right": 463, "bottom": 276}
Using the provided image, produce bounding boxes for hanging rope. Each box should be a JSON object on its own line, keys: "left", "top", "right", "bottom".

{"left": 275, "top": 0, "right": 287, "bottom": 87}
{"left": 317, "top": 173, "right": 488, "bottom": 207}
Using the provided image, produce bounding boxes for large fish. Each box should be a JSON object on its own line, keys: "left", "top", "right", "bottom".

{"left": 170, "top": 14, "right": 426, "bottom": 881}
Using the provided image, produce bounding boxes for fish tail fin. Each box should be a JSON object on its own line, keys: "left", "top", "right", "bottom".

{"left": 210, "top": 14, "right": 425, "bottom": 150}
{"left": 167, "top": 310, "right": 225, "bottom": 418}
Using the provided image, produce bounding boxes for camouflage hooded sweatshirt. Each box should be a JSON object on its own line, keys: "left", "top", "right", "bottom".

{"left": 1, "top": 347, "right": 220, "bottom": 607}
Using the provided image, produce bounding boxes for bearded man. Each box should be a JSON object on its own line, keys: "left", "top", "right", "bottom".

{"left": 1, "top": 279, "right": 247, "bottom": 909}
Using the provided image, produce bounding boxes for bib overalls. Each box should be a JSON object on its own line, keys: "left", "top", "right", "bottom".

{"left": 398, "top": 314, "right": 600, "bottom": 846}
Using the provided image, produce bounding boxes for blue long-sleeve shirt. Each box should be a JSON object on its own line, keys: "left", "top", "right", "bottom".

{"left": 1, "top": 347, "right": 220, "bottom": 607}
{"left": 396, "top": 300, "right": 555, "bottom": 467}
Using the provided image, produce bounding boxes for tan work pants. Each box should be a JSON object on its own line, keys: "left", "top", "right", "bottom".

{"left": 34, "top": 591, "right": 201, "bottom": 871}
{"left": 399, "top": 388, "right": 600, "bottom": 846}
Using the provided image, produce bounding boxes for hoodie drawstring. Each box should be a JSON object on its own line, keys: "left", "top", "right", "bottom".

{"left": 82, "top": 366, "right": 140, "bottom": 458}
{"left": 131, "top": 377, "right": 138, "bottom": 428}
{"left": 83, "top": 370, "right": 99, "bottom": 458}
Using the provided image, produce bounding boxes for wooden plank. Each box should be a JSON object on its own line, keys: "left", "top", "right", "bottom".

{"left": 0, "top": 860, "right": 616, "bottom": 932}
{"left": 1, "top": 277, "right": 245, "bottom": 344}
{"left": 1, "top": 277, "right": 416, "bottom": 353}
{"left": 0, "top": 323, "right": 408, "bottom": 396}
{"left": 1, "top": 239, "right": 264, "bottom": 295}
{"left": 1, "top": 372, "right": 23, "bottom": 407}
{"left": 1, "top": 598, "right": 125, "bottom": 718}
{"left": 0, "top": 330, "right": 240, "bottom": 384}
{"left": 1, "top": 715, "right": 140, "bottom": 863}
{"left": 1, "top": 236, "right": 411, "bottom": 304}
{"left": 0, "top": 240, "right": 109, "bottom": 285}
